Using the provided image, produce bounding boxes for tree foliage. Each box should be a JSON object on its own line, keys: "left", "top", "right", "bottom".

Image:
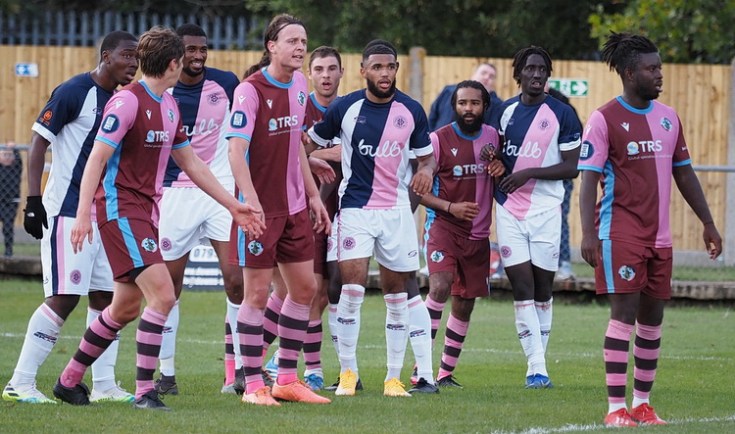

{"left": 589, "top": 0, "right": 735, "bottom": 64}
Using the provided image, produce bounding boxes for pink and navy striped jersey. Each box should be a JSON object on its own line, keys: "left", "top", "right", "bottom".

{"left": 494, "top": 94, "right": 581, "bottom": 219}
{"left": 578, "top": 96, "right": 691, "bottom": 248}
{"left": 95, "top": 81, "right": 190, "bottom": 226}
{"left": 224, "top": 68, "right": 308, "bottom": 218}
{"left": 308, "top": 89, "right": 433, "bottom": 210}
{"left": 427, "top": 122, "right": 499, "bottom": 240}
{"left": 31, "top": 73, "right": 115, "bottom": 218}
{"left": 165, "top": 67, "right": 240, "bottom": 187}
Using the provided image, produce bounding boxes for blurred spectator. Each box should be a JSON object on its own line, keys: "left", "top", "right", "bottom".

{"left": 0, "top": 141, "right": 22, "bottom": 257}
{"left": 429, "top": 63, "right": 503, "bottom": 131}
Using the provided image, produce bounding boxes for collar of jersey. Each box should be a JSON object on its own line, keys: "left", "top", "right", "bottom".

{"left": 451, "top": 122, "right": 482, "bottom": 141}
{"left": 262, "top": 67, "right": 293, "bottom": 89}
{"left": 616, "top": 95, "right": 653, "bottom": 114}
{"left": 139, "top": 80, "right": 163, "bottom": 103}
{"left": 310, "top": 92, "right": 327, "bottom": 113}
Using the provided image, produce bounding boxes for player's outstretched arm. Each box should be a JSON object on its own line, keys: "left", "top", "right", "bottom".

{"left": 579, "top": 170, "right": 601, "bottom": 267}
{"left": 173, "top": 144, "right": 265, "bottom": 238}
{"left": 672, "top": 164, "right": 722, "bottom": 259}
{"left": 70, "top": 140, "right": 115, "bottom": 253}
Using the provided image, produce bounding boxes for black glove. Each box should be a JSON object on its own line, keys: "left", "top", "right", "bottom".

{"left": 23, "top": 196, "right": 48, "bottom": 240}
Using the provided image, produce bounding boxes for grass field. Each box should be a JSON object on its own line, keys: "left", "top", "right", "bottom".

{"left": 1, "top": 278, "right": 734, "bottom": 433}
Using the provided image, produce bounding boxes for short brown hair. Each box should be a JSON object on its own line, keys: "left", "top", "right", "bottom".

{"left": 137, "top": 26, "right": 184, "bottom": 78}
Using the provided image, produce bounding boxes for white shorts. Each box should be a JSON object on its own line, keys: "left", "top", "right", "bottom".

{"left": 159, "top": 185, "right": 233, "bottom": 261}
{"left": 337, "top": 207, "right": 420, "bottom": 272}
{"left": 495, "top": 204, "right": 560, "bottom": 271}
{"left": 41, "top": 215, "right": 113, "bottom": 297}
{"left": 326, "top": 217, "right": 338, "bottom": 263}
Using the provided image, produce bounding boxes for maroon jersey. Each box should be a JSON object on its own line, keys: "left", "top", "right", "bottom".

{"left": 95, "top": 81, "right": 189, "bottom": 225}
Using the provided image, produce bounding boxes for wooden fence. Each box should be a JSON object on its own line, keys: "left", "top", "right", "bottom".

{"left": 1, "top": 45, "right": 732, "bottom": 262}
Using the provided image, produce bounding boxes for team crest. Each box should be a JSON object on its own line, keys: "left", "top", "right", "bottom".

{"left": 342, "top": 237, "right": 356, "bottom": 250}
{"left": 208, "top": 93, "right": 221, "bottom": 105}
{"left": 248, "top": 240, "right": 264, "bottom": 256}
{"left": 297, "top": 91, "right": 306, "bottom": 106}
{"left": 660, "top": 117, "right": 672, "bottom": 131}
{"left": 430, "top": 250, "right": 444, "bottom": 263}
{"left": 70, "top": 270, "right": 82, "bottom": 285}
{"left": 141, "top": 238, "right": 158, "bottom": 253}
{"left": 580, "top": 140, "right": 594, "bottom": 160}
{"left": 393, "top": 115, "right": 407, "bottom": 129}
{"left": 539, "top": 119, "right": 550, "bottom": 130}
{"left": 618, "top": 265, "right": 635, "bottom": 281}
{"left": 41, "top": 110, "right": 53, "bottom": 126}
{"left": 161, "top": 238, "right": 172, "bottom": 251}
{"left": 168, "top": 109, "right": 175, "bottom": 123}
{"left": 500, "top": 245, "right": 512, "bottom": 258}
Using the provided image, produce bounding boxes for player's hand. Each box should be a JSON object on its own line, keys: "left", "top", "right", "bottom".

{"left": 487, "top": 159, "right": 505, "bottom": 177}
{"left": 308, "top": 195, "right": 331, "bottom": 235}
{"left": 308, "top": 156, "right": 336, "bottom": 184}
{"left": 448, "top": 201, "right": 480, "bottom": 221}
{"left": 23, "top": 196, "right": 48, "bottom": 239}
{"left": 480, "top": 144, "right": 497, "bottom": 162}
{"left": 234, "top": 201, "right": 266, "bottom": 239}
{"left": 703, "top": 222, "right": 722, "bottom": 260}
{"left": 580, "top": 233, "right": 600, "bottom": 267}
{"left": 70, "top": 216, "right": 93, "bottom": 254}
{"left": 410, "top": 167, "right": 433, "bottom": 196}
{"left": 498, "top": 170, "right": 530, "bottom": 194}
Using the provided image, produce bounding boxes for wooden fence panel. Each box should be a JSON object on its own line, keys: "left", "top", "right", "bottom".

{"left": 1, "top": 46, "right": 730, "bottom": 255}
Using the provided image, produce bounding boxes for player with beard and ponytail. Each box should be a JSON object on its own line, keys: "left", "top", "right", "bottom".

{"left": 421, "top": 80, "right": 504, "bottom": 389}
{"left": 308, "top": 39, "right": 436, "bottom": 398}
{"left": 578, "top": 32, "right": 722, "bottom": 427}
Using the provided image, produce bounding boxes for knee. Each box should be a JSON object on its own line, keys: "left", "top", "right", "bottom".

{"left": 45, "top": 295, "right": 81, "bottom": 320}
{"left": 244, "top": 286, "right": 269, "bottom": 309}
{"left": 223, "top": 273, "right": 244, "bottom": 303}
{"left": 429, "top": 285, "right": 451, "bottom": 303}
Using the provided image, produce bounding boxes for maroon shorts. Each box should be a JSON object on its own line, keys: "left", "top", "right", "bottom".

{"left": 594, "top": 240, "right": 673, "bottom": 300}
{"left": 426, "top": 221, "right": 490, "bottom": 299}
{"left": 99, "top": 218, "right": 164, "bottom": 283}
{"left": 235, "top": 208, "right": 315, "bottom": 269}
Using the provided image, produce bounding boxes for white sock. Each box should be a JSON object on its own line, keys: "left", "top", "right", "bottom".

{"left": 632, "top": 396, "right": 649, "bottom": 409}
{"left": 384, "top": 293, "right": 409, "bottom": 381}
{"left": 226, "top": 298, "right": 243, "bottom": 370}
{"left": 514, "top": 300, "right": 547, "bottom": 377}
{"left": 159, "top": 300, "right": 180, "bottom": 376}
{"left": 10, "top": 304, "right": 64, "bottom": 387}
{"left": 609, "top": 402, "right": 628, "bottom": 413}
{"left": 337, "top": 284, "right": 365, "bottom": 374}
{"left": 327, "top": 303, "right": 340, "bottom": 358}
{"left": 535, "top": 298, "right": 553, "bottom": 352}
{"left": 408, "top": 294, "right": 433, "bottom": 382}
{"left": 89, "top": 307, "right": 120, "bottom": 391}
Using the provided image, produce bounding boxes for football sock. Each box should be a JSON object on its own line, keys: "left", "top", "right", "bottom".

{"left": 535, "top": 298, "right": 553, "bottom": 352}
{"left": 135, "top": 307, "right": 167, "bottom": 399}
{"left": 632, "top": 322, "right": 661, "bottom": 408}
{"left": 408, "top": 294, "right": 433, "bottom": 381}
{"left": 605, "top": 319, "right": 634, "bottom": 413}
{"left": 327, "top": 303, "right": 340, "bottom": 356}
{"left": 238, "top": 302, "right": 265, "bottom": 394}
{"left": 438, "top": 314, "right": 469, "bottom": 380}
{"left": 337, "top": 284, "right": 365, "bottom": 374}
{"left": 425, "top": 295, "right": 445, "bottom": 345}
{"left": 276, "top": 296, "right": 310, "bottom": 386}
{"left": 88, "top": 307, "right": 120, "bottom": 391}
{"left": 263, "top": 292, "right": 284, "bottom": 352}
{"left": 514, "top": 300, "right": 547, "bottom": 377}
{"left": 10, "top": 304, "right": 64, "bottom": 387}
{"left": 303, "top": 319, "right": 323, "bottom": 378}
{"left": 384, "top": 292, "right": 409, "bottom": 381}
{"left": 158, "top": 300, "right": 179, "bottom": 377}
{"left": 226, "top": 298, "right": 243, "bottom": 369}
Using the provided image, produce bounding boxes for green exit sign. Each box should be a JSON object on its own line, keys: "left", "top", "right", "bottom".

{"left": 548, "top": 78, "right": 588, "bottom": 97}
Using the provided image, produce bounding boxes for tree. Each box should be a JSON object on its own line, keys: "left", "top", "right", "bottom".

{"left": 247, "top": 0, "right": 599, "bottom": 58}
{"left": 589, "top": 0, "right": 735, "bottom": 64}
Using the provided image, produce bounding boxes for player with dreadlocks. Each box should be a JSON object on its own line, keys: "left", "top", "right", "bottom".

{"left": 578, "top": 32, "right": 722, "bottom": 427}
{"left": 491, "top": 45, "right": 581, "bottom": 389}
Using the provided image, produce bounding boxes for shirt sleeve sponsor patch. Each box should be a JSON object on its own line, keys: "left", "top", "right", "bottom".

{"left": 580, "top": 140, "right": 594, "bottom": 160}
{"left": 101, "top": 114, "right": 119, "bottom": 133}
{"left": 231, "top": 111, "right": 247, "bottom": 128}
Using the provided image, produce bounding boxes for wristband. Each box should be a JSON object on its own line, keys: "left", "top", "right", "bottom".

{"left": 447, "top": 203, "right": 452, "bottom": 213}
